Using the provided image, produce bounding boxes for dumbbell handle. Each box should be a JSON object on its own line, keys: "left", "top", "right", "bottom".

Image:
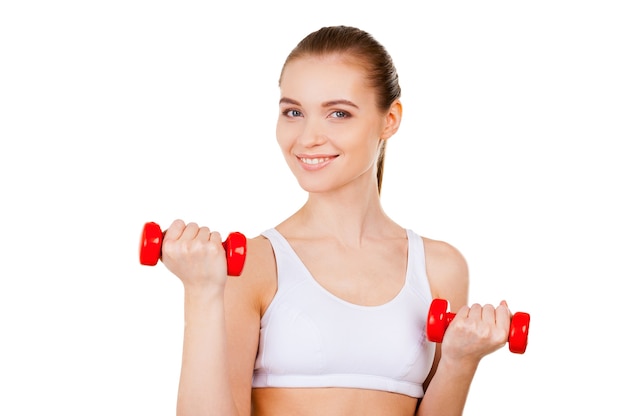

{"left": 426, "top": 298, "right": 530, "bottom": 354}
{"left": 139, "top": 221, "right": 247, "bottom": 276}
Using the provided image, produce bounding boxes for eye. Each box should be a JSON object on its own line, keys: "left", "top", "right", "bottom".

{"left": 282, "top": 109, "right": 303, "bottom": 118}
{"left": 330, "top": 110, "right": 350, "bottom": 119}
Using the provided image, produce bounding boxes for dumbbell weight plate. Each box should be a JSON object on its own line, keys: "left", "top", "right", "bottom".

{"left": 223, "top": 231, "right": 247, "bottom": 276}
{"left": 139, "top": 221, "right": 163, "bottom": 266}
{"left": 508, "top": 312, "right": 530, "bottom": 354}
{"left": 426, "top": 298, "right": 449, "bottom": 343}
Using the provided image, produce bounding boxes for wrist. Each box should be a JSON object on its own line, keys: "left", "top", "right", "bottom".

{"left": 183, "top": 284, "right": 225, "bottom": 316}
{"left": 183, "top": 281, "right": 225, "bottom": 299}
{"left": 437, "top": 354, "right": 480, "bottom": 379}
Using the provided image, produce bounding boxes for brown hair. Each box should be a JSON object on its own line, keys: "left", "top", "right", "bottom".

{"left": 279, "top": 26, "right": 401, "bottom": 194}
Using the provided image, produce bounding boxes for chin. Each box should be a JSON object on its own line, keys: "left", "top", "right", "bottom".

{"left": 296, "top": 178, "right": 339, "bottom": 194}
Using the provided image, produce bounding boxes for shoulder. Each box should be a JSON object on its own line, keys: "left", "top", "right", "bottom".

{"left": 225, "top": 233, "right": 277, "bottom": 313}
{"left": 421, "top": 237, "right": 469, "bottom": 307}
{"left": 245, "top": 233, "right": 276, "bottom": 271}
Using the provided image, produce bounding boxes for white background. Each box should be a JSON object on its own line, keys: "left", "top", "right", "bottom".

{"left": 1, "top": 1, "right": 624, "bottom": 414}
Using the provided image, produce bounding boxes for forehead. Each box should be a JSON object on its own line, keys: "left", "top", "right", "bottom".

{"left": 280, "top": 55, "right": 375, "bottom": 105}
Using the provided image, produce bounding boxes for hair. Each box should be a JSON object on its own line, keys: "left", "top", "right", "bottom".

{"left": 279, "top": 26, "right": 401, "bottom": 194}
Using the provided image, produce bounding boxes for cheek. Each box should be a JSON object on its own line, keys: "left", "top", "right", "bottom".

{"left": 276, "top": 123, "right": 297, "bottom": 161}
{"left": 275, "top": 122, "right": 289, "bottom": 150}
{"left": 345, "top": 126, "right": 381, "bottom": 158}
{"left": 276, "top": 119, "right": 304, "bottom": 148}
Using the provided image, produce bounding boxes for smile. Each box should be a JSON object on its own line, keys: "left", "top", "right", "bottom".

{"left": 300, "top": 157, "right": 332, "bottom": 165}
{"left": 296, "top": 155, "right": 337, "bottom": 171}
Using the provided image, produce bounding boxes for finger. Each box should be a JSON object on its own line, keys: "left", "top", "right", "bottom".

{"left": 208, "top": 231, "right": 224, "bottom": 249}
{"left": 467, "top": 303, "right": 482, "bottom": 319}
{"left": 181, "top": 222, "right": 200, "bottom": 241}
{"left": 495, "top": 301, "right": 512, "bottom": 330}
{"left": 481, "top": 303, "right": 496, "bottom": 323}
{"left": 197, "top": 226, "right": 211, "bottom": 242}
{"left": 163, "top": 219, "right": 186, "bottom": 241}
{"left": 456, "top": 304, "right": 470, "bottom": 318}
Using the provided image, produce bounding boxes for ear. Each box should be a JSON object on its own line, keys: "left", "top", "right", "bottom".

{"left": 381, "top": 99, "right": 403, "bottom": 140}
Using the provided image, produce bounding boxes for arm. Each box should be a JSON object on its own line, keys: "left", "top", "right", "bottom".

{"left": 161, "top": 221, "right": 266, "bottom": 416}
{"left": 416, "top": 239, "right": 510, "bottom": 416}
{"left": 177, "top": 286, "right": 239, "bottom": 415}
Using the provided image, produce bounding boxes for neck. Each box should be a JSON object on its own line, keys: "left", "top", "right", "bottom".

{"left": 286, "top": 180, "right": 395, "bottom": 247}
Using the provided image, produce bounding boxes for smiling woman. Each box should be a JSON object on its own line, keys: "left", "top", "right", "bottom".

{"left": 276, "top": 54, "right": 399, "bottom": 194}
{"left": 159, "top": 25, "right": 513, "bottom": 416}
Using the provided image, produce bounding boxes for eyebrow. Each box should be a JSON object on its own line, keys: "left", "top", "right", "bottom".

{"left": 279, "top": 97, "right": 360, "bottom": 109}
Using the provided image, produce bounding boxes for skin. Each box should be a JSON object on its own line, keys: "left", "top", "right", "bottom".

{"left": 162, "top": 54, "right": 512, "bottom": 416}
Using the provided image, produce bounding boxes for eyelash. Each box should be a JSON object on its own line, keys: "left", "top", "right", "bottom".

{"left": 281, "top": 109, "right": 351, "bottom": 119}
{"left": 282, "top": 109, "right": 303, "bottom": 118}
{"left": 330, "top": 110, "right": 350, "bottom": 119}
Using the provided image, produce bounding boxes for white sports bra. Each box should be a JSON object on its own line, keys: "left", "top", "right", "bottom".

{"left": 252, "top": 228, "right": 435, "bottom": 398}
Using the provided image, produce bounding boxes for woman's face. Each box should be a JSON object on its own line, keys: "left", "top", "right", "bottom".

{"left": 276, "top": 54, "right": 398, "bottom": 194}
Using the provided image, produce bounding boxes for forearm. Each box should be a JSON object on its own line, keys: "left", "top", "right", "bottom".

{"left": 176, "top": 287, "right": 238, "bottom": 416}
{"left": 416, "top": 358, "right": 478, "bottom": 416}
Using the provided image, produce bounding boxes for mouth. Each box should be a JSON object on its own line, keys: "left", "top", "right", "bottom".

{"left": 299, "top": 156, "right": 332, "bottom": 165}
{"left": 296, "top": 154, "right": 338, "bottom": 170}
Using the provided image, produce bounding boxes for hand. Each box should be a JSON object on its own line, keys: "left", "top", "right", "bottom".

{"left": 160, "top": 219, "right": 228, "bottom": 290}
{"left": 441, "top": 301, "right": 512, "bottom": 364}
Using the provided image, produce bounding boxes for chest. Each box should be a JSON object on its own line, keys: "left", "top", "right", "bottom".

{"left": 290, "top": 238, "right": 408, "bottom": 306}
{"left": 254, "top": 261, "right": 435, "bottom": 394}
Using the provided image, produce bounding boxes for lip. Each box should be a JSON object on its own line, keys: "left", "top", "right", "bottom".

{"left": 296, "top": 154, "right": 338, "bottom": 171}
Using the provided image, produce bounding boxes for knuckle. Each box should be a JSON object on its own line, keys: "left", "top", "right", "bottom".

{"left": 206, "top": 240, "right": 223, "bottom": 255}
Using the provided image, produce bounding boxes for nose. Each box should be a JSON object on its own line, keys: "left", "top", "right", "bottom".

{"left": 298, "top": 118, "right": 327, "bottom": 148}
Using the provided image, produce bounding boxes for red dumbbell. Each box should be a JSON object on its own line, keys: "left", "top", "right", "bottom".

{"left": 139, "top": 221, "right": 247, "bottom": 276}
{"left": 426, "top": 298, "right": 530, "bottom": 354}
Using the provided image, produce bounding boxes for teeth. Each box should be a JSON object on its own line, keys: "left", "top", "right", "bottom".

{"left": 301, "top": 157, "right": 330, "bottom": 165}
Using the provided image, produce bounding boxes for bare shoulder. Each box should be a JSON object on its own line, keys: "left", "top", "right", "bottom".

{"left": 244, "top": 234, "right": 276, "bottom": 274}
{"left": 422, "top": 237, "right": 469, "bottom": 304}
{"left": 225, "top": 234, "right": 277, "bottom": 312}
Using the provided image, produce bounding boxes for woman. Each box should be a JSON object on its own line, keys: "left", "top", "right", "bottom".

{"left": 161, "top": 25, "right": 511, "bottom": 416}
